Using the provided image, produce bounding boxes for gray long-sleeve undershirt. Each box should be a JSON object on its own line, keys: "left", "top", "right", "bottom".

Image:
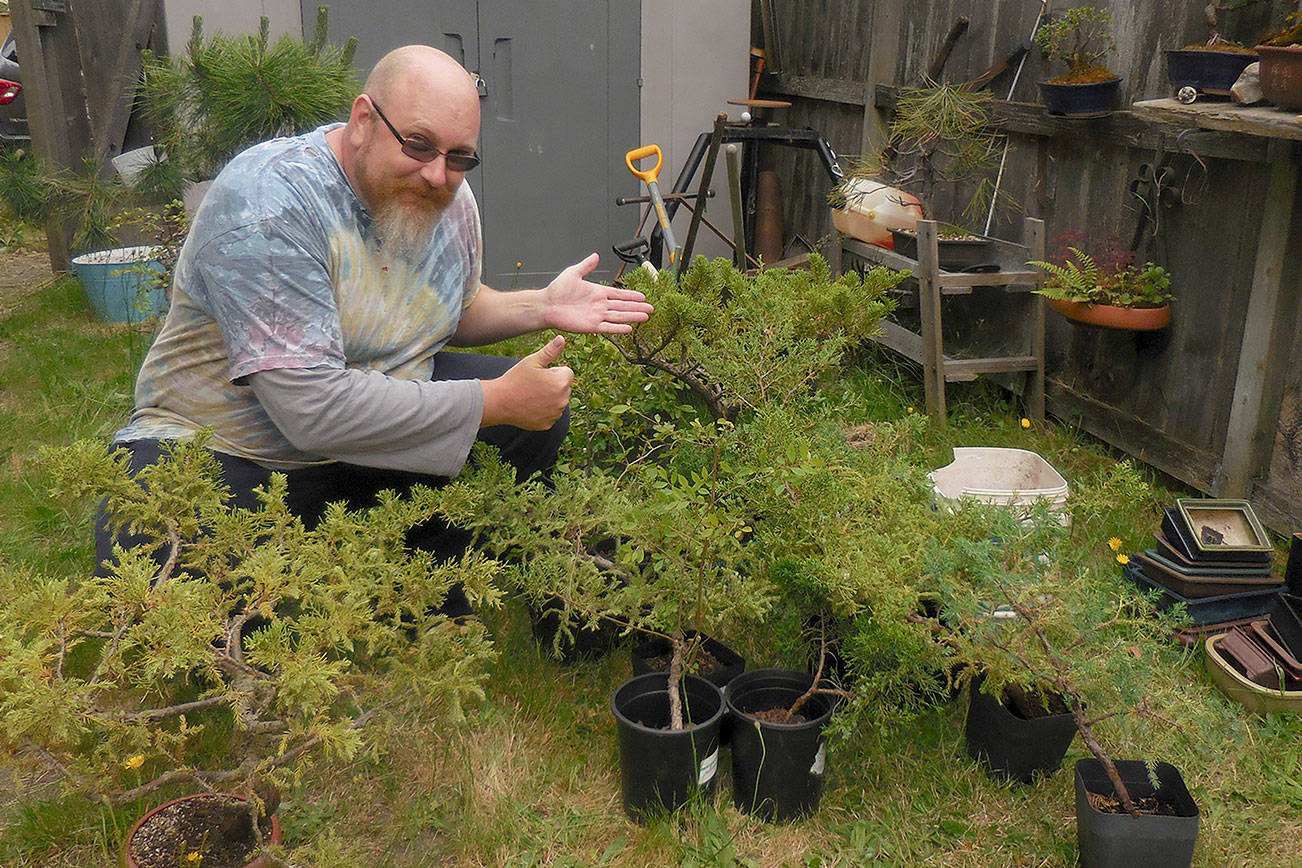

{"left": 247, "top": 366, "right": 484, "bottom": 477}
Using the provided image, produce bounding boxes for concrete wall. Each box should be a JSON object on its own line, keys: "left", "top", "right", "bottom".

{"left": 163, "top": 0, "right": 300, "bottom": 52}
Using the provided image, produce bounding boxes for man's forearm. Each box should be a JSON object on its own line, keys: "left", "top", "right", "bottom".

{"left": 448, "top": 284, "right": 549, "bottom": 346}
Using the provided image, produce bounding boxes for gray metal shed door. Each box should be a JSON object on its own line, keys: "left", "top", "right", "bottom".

{"left": 308, "top": 0, "right": 641, "bottom": 287}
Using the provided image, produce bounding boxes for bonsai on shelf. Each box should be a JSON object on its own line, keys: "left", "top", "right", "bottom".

{"left": 836, "top": 82, "right": 1004, "bottom": 234}
{"left": 1034, "top": 6, "right": 1119, "bottom": 84}
{"left": 2, "top": 437, "right": 497, "bottom": 862}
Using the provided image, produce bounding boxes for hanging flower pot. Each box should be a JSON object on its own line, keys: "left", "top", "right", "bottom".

{"left": 121, "top": 793, "right": 281, "bottom": 868}
{"left": 1046, "top": 298, "right": 1171, "bottom": 331}
{"left": 609, "top": 672, "right": 724, "bottom": 822}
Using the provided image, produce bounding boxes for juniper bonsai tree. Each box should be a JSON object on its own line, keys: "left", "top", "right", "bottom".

{"left": 0, "top": 438, "right": 498, "bottom": 830}
{"left": 925, "top": 461, "right": 1183, "bottom": 816}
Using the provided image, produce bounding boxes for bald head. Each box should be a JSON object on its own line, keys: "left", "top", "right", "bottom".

{"left": 364, "top": 45, "right": 479, "bottom": 107}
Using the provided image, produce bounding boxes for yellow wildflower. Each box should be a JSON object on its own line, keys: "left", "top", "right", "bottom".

{"left": 185, "top": 851, "right": 203, "bottom": 863}
{"left": 907, "top": 406, "right": 915, "bottom": 415}
{"left": 1107, "top": 537, "right": 1123, "bottom": 551}
{"left": 1115, "top": 553, "right": 1130, "bottom": 565}
{"left": 1021, "top": 417, "right": 1031, "bottom": 429}
{"left": 122, "top": 754, "right": 144, "bottom": 770}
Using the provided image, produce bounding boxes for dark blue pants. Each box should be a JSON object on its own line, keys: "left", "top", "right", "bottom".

{"left": 93, "top": 352, "right": 569, "bottom": 618}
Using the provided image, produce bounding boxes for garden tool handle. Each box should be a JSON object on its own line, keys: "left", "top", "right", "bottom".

{"left": 624, "top": 144, "right": 663, "bottom": 183}
{"left": 624, "top": 143, "right": 680, "bottom": 267}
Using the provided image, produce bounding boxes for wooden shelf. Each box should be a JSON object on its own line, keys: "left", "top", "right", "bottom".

{"left": 842, "top": 218, "right": 1046, "bottom": 425}
{"left": 1130, "top": 98, "right": 1302, "bottom": 142}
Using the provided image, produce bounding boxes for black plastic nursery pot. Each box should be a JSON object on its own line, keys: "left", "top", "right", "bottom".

{"left": 610, "top": 672, "right": 724, "bottom": 822}
{"left": 964, "top": 681, "right": 1077, "bottom": 783}
{"left": 630, "top": 630, "right": 746, "bottom": 688}
{"left": 1038, "top": 77, "right": 1122, "bottom": 117}
{"left": 726, "top": 668, "right": 836, "bottom": 822}
{"left": 529, "top": 595, "right": 623, "bottom": 663}
{"left": 1074, "top": 759, "right": 1199, "bottom": 868}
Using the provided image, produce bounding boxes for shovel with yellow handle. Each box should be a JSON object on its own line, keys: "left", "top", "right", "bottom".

{"left": 624, "top": 144, "right": 681, "bottom": 269}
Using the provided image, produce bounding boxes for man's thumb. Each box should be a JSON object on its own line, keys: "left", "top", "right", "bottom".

{"left": 532, "top": 334, "right": 566, "bottom": 367}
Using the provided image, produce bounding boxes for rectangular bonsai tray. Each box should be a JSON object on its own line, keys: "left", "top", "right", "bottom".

{"left": 1161, "top": 508, "right": 1271, "bottom": 565}
{"left": 1132, "top": 551, "right": 1280, "bottom": 599}
{"left": 1124, "top": 561, "right": 1280, "bottom": 626}
{"left": 1174, "top": 498, "right": 1273, "bottom": 558}
{"left": 1154, "top": 529, "right": 1272, "bottom": 572}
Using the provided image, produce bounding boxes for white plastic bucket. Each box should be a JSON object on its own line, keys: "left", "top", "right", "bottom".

{"left": 928, "top": 447, "right": 1069, "bottom": 523}
{"left": 831, "top": 178, "right": 922, "bottom": 247}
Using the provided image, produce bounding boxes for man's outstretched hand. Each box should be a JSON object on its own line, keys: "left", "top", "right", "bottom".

{"left": 542, "top": 253, "right": 654, "bottom": 335}
{"left": 480, "top": 335, "right": 574, "bottom": 430}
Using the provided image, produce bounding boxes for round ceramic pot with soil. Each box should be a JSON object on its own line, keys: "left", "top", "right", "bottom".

{"left": 725, "top": 668, "right": 837, "bottom": 822}
{"left": 964, "top": 677, "right": 1077, "bottom": 783}
{"left": 121, "top": 793, "right": 281, "bottom": 868}
{"left": 610, "top": 672, "right": 725, "bottom": 822}
{"left": 1038, "top": 76, "right": 1122, "bottom": 117}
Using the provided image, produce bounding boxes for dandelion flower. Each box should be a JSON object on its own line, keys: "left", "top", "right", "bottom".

{"left": 1021, "top": 418, "right": 1031, "bottom": 429}
{"left": 1107, "top": 537, "right": 1123, "bottom": 551}
{"left": 1115, "top": 553, "right": 1130, "bottom": 565}
{"left": 185, "top": 851, "right": 203, "bottom": 863}
{"left": 122, "top": 754, "right": 144, "bottom": 770}
{"left": 907, "top": 406, "right": 915, "bottom": 415}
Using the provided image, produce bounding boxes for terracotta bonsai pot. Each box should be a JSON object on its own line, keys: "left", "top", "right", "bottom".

{"left": 121, "top": 793, "right": 282, "bottom": 868}
{"left": 1047, "top": 297, "right": 1170, "bottom": 331}
{"left": 1256, "top": 45, "right": 1302, "bottom": 111}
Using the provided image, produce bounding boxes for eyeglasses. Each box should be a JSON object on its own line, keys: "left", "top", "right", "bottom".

{"left": 367, "top": 96, "right": 481, "bottom": 172}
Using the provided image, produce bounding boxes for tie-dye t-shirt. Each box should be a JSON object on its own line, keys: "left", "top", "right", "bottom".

{"left": 115, "top": 124, "right": 482, "bottom": 468}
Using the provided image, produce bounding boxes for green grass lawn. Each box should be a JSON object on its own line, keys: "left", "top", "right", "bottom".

{"left": 2, "top": 254, "right": 1300, "bottom": 867}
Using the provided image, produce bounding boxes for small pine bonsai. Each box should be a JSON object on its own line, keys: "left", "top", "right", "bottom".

{"left": 137, "top": 9, "right": 359, "bottom": 199}
{"left": 1034, "top": 6, "right": 1119, "bottom": 83}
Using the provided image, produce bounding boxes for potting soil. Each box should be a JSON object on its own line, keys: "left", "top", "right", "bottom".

{"left": 1086, "top": 791, "right": 1181, "bottom": 817}
{"left": 129, "top": 794, "right": 272, "bottom": 868}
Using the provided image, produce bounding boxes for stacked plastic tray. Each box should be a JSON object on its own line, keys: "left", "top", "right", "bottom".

{"left": 1124, "top": 499, "right": 1281, "bottom": 626}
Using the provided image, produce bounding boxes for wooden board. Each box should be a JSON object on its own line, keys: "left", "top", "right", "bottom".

{"left": 1131, "top": 98, "right": 1302, "bottom": 142}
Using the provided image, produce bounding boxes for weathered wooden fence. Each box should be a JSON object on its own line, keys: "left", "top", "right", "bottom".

{"left": 755, "top": 0, "right": 1302, "bottom": 532}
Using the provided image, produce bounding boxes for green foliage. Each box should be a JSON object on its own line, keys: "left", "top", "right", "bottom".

{"left": 0, "top": 438, "right": 497, "bottom": 809}
{"left": 838, "top": 83, "right": 1004, "bottom": 226}
{"left": 1034, "top": 6, "right": 1116, "bottom": 75}
{"left": 926, "top": 461, "right": 1187, "bottom": 811}
{"left": 138, "top": 9, "right": 359, "bottom": 197}
{"left": 614, "top": 255, "right": 903, "bottom": 422}
{"left": 1030, "top": 247, "right": 1173, "bottom": 307}
{"left": 0, "top": 148, "right": 49, "bottom": 225}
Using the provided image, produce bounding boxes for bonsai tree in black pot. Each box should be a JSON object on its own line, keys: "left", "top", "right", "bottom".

{"left": 1034, "top": 6, "right": 1123, "bottom": 117}
{"left": 927, "top": 461, "right": 1201, "bottom": 866}
{"left": 2, "top": 438, "right": 498, "bottom": 867}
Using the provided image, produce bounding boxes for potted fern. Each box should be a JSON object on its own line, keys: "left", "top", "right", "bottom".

{"left": 4, "top": 438, "right": 497, "bottom": 867}
{"left": 1030, "top": 246, "right": 1172, "bottom": 331}
{"left": 1034, "top": 6, "right": 1123, "bottom": 117}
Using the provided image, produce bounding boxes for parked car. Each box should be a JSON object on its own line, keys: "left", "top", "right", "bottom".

{"left": 0, "top": 33, "right": 29, "bottom": 143}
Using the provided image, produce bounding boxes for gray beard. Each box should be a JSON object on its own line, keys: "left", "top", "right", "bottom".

{"left": 371, "top": 201, "right": 444, "bottom": 264}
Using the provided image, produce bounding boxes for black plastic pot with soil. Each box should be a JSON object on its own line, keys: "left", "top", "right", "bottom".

{"left": 630, "top": 630, "right": 745, "bottom": 687}
{"left": 1074, "top": 758, "right": 1199, "bottom": 868}
{"left": 609, "top": 672, "right": 724, "bottom": 822}
{"left": 529, "top": 594, "right": 624, "bottom": 663}
{"left": 964, "top": 677, "right": 1077, "bottom": 783}
{"left": 725, "top": 668, "right": 837, "bottom": 822}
